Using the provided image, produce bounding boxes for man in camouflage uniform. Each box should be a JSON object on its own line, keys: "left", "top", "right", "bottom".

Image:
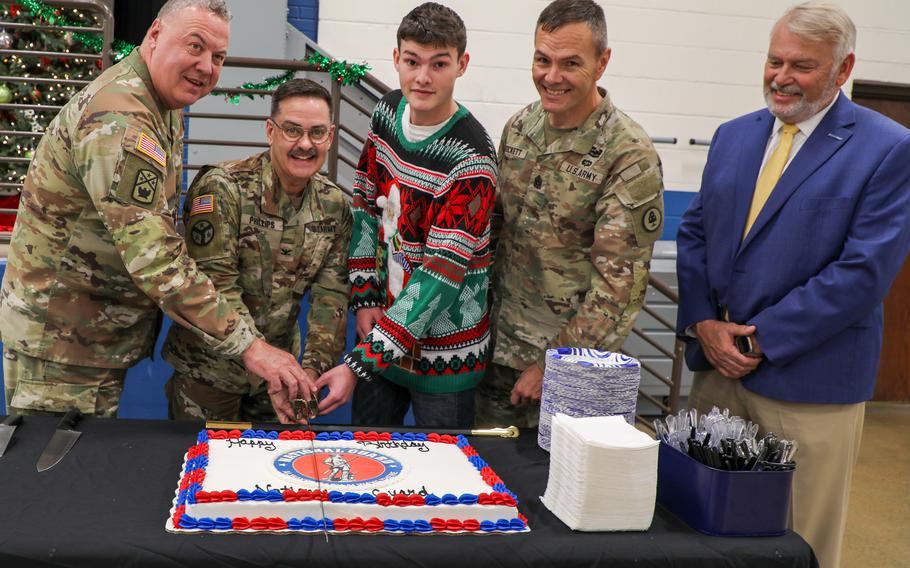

{"left": 0, "top": 0, "right": 314, "bottom": 419}
{"left": 163, "top": 79, "right": 352, "bottom": 423}
{"left": 475, "top": 0, "right": 665, "bottom": 428}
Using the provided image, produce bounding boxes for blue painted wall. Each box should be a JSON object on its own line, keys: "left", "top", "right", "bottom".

{"left": 287, "top": 0, "right": 319, "bottom": 41}
{"left": 662, "top": 190, "right": 697, "bottom": 241}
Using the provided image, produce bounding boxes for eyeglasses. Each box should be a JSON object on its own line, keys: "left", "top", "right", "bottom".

{"left": 269, "top": 119, "right": 332, "bottom": 144}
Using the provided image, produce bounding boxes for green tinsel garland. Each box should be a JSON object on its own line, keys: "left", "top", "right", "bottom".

{"left": 17, "top": 0, "right": 373, "bottom": 101}
{"left": 19, "top": 0, "right": 134, "bottom": 60}
{"left": 307, "top": 52, "right": 371, "bottom": 86}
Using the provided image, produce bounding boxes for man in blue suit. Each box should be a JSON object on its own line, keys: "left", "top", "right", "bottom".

{"left": 676, "top": 3, "right": 910, "bottom": 567}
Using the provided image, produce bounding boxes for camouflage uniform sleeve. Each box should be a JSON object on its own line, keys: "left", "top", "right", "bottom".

{"left": 181, "top": 169, "right": 265, "bottom": 342}
{"left": 73, "top": 114, "right": 255, "bottom": 357}
{"left": 538, "top": 149, "right": 664, "bottom": 369}
{"left": 301, "top": 200, "right": 353, "bottom": 374}
{"left": 348, "top": 135, "right": 383, "bottom": 310}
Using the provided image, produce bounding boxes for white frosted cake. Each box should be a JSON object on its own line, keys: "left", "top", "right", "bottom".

{"left": 166, "top": 429, "right": 529, "bottom": 534}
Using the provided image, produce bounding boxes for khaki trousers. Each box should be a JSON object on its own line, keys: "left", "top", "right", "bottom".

{"left": 689, "top": 369, "right": 864, "bottom": 568}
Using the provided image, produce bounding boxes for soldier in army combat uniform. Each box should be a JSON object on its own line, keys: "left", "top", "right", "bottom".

{"left": 475, "top": 0, "right": 665, "bottom": 428}
{"left": 162, "top": 79, "right": 352, "bottom": 423}
{"left": 0, "top": 0, "right": 315, "bottom": 419}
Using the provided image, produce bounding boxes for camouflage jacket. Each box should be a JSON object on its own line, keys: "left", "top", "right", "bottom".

{"left": 162, "top": 152, "right": 352, "bottom": 393}
{"left": 491, "top": 89, "right": 665, "bottom": 371}
{"left": 0, "top": 49, "right": 255, "bottom": 368}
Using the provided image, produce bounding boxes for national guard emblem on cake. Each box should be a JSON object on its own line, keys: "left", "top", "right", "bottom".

{"left": 274, "top": 448, "right": 403, "bottom": 485}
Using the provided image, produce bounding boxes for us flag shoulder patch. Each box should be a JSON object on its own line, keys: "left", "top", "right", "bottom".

{"left": 190, "top": 194, "right": 215, "bottom": 216}
{"left": 136, "top": 131, "right": 167, "bottom": 168}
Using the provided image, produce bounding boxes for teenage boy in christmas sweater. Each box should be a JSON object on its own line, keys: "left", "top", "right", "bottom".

{"left": 316, "top": 2, "right": 497, "bottom": 427}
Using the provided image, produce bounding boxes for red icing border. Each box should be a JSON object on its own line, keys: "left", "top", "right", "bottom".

{"left": 173, "top": 430, "right": 528, "bottom": 533}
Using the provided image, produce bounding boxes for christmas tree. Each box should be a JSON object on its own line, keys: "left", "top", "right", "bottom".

{"left": 0, "top": 2, "right": 102, "bottom": 231}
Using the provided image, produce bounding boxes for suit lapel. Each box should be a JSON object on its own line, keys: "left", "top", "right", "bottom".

{"left": 738, "top": 95, "right": 856, "bottom": 254}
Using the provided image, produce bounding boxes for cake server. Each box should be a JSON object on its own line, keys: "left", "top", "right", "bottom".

{"left": 0, "top": 414, "right": 23, "bottom": 457}
{"left": 206, "top": 421, "right": 521, "bottom": 438}
{"left": 36, "top": 409, "right": 83, "bottom": 472}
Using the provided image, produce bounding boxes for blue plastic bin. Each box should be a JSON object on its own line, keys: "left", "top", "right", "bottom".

{"left": 656, "top": 441, "right": 794, "bottom": 537}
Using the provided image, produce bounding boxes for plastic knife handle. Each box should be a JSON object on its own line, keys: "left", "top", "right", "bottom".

{"left": 1, "top": 414, "right": 22, "bottom": 427}
{"left": 58, "top": 409, "right": 82, "bottom": 431}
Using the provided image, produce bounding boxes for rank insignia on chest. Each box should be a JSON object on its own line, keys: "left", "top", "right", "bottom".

{"left": 136, "top": 131, "right": 167, "bottom": 168}
{"left": 132, "top": 169, "right": 158, "bottom": 204}
{"left": 190, "top": 194, "right": 215, "bottom": 216}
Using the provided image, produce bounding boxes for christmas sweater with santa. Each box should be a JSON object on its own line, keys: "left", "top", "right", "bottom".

{"left": 345, "top": 89, "right": 497, "bottom": 393}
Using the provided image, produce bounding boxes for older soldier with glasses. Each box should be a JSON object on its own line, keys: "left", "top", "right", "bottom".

{"left": 0, "top": 0, "right": 315, "bottom": 420}
{"left": 162, "top": 79, "right": 352, "bottom": 424}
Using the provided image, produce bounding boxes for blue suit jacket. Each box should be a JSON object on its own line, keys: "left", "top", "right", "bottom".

{"left": 676, "top": 94, "right": 910, "bottom": 404}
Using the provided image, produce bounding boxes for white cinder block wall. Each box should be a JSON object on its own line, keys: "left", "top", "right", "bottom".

{"left": 318, "top": 0, "right": 910, "bottom": 194}
{"left": 315, "top": 0, "right": 910, "bottom": 404}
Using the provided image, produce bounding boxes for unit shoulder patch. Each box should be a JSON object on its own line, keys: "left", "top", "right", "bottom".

{"left": 642, "top": 206, "right": 662, "bottom": 233}
{"left": 628, "top": 195, "right": 664, "bottom": 247}
{"left": 112, "top": 153, "right": 164, "bottom": 208}
{"left": 189, "top": 219, "right": 215, "bottom": 247}
{"left": 132, "top": 169, "right": 158, "bottom": 204}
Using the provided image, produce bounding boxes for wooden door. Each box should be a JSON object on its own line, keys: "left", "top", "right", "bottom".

{"left": 853, "top": 81, "right": 910, "bottom": 401}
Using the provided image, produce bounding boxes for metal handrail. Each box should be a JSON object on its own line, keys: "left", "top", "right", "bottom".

{"left": 0, "top": 48, "right": 101, "bottom": 60}
{"left": 0, "top": 76, "right": 92, "bottom": 87}
{"left": 638, "top": 274, "right": 685, "bottom": 420}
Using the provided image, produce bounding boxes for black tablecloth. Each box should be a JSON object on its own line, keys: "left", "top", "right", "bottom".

{"left": 0, "top": 417, "right": 817, "bottom": 567}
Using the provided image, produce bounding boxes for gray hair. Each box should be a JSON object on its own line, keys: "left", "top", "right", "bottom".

{"left": 778, "top": 1, "right": 855, "bottom": 63}
{"left": 537, "top": 0, "right": 608, "bottom": 54}
{"left": 158, "top": 0, "right": 231, "bottom": 21}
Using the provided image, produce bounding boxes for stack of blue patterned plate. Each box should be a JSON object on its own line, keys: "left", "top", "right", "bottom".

{"left": 538, "top": 348, "right": 641, "bottom": 451}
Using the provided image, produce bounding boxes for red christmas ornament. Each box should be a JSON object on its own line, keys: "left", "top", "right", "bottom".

{"left": 10, "top": 4, "right": 21, "bottom": 17}
{"left": 40, "top": 57, "right": 51, "bottom": 67}
{"left": 95, "top": 59, "right": 102, "bottom": 70}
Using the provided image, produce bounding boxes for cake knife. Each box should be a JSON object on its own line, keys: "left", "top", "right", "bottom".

{"left": 0, "top": 414, "right": 23, "bottom": 457}
{"left": 36, "top": 409, "right": 82, "bottom": 472}
{"left": 295, "top": 397, "right": 329, "bottom": 541}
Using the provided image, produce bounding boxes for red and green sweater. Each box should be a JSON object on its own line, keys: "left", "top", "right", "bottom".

{"left": 344, "top": 90, "right": 497, "bottom": 393}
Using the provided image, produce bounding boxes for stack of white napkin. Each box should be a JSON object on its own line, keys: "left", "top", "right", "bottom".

{"left": 538, "top": 348, "right": 641, "bottom": 451}
{"left": 541, "top": 414, "right": 658, "bottom": 531}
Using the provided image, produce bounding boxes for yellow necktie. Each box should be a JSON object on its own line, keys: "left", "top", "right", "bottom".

{"left": 743, "top": 123, "right": 799, "bottom": 238}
